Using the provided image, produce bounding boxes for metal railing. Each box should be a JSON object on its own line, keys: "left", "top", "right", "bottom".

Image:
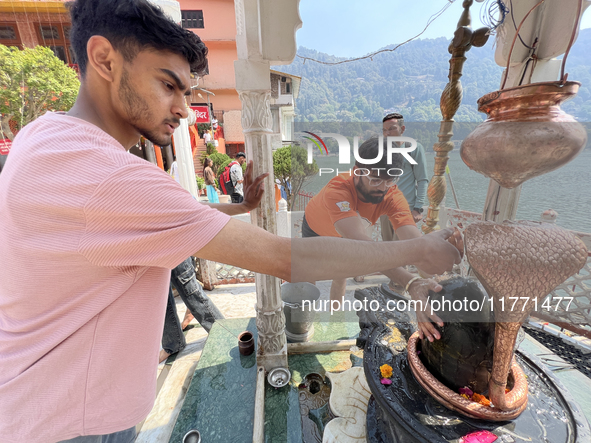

{"left": 293, "top": 191, "right": 314, "bottom": 212}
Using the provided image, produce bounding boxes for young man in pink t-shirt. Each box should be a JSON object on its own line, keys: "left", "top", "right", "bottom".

{"left": 0, "top": 1, "right": 461, "bottom": 442}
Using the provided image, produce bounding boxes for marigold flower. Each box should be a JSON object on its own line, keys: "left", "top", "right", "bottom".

{"left": 471, "top": 393, "right": 491, "bottom": 407}
{"left": 380, "top": 364, "right": 393, "bottom": 379}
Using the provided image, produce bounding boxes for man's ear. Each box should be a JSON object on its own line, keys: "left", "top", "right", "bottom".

{"left": 400, "top": 125, "right": 406, "bottom": 134}
{"left": 86, "top": 35, "right": 120, "bottom": 83}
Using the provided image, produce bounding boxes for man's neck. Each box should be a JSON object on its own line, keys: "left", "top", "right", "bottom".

{"left": 67, "top": 84, "right": 138, "bottom": 150}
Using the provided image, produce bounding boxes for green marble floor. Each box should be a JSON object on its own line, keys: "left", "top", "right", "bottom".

{"left": 170, "top": 316, "right": 591, "bottom": 442}
{"left": 170, "top": 316, "right": 361, "bottom": 443}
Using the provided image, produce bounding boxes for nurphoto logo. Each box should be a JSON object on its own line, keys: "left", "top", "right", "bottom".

{"left": 300, "top": 132, "right": 419, "bottom": 177}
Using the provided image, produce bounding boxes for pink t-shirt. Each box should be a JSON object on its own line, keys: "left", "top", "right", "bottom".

{"left": 0, "top": 112, "right": 230, "bottom": 442}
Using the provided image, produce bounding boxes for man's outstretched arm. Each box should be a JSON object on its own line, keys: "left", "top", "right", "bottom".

{"left": 194, "top": 218, "right": 461, "bottom": 283}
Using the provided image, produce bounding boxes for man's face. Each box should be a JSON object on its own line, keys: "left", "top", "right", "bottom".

{"left": 382, "top": 118, "right": 405, "bottom": 137}
{"left": 354, "top": 167, "right": 391, "bottom": 204}
{"left": 115, "top": 49, "right": 191, "bottom": 146}
{"left": 237, "top": 156, "right": 246, "bottom": 165}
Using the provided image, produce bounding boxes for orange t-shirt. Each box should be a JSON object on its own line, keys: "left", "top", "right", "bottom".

{"left": 304, "top": 173, "right": 415, "bottom": 237}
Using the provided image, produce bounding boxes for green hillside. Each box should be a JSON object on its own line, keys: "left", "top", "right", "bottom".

{"left": 274, "top": 28, "right": 591, "bottom": 124}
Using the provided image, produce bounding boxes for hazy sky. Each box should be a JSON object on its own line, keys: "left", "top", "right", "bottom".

{"left": 296, "top": 0, "right": 591, "bottom": 57}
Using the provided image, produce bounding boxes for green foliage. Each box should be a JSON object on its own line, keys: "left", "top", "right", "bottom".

{"left": 0, "top": 45, "right": 80, "bottom": 140}
{"left": 273, "top": 30, "right": 591, "bottom": 151}
{"left": 206, "top": 142, "right": 217, "bottom": 155}
{"left": 197, "top": 123, "right": 211, "bottom": 137}
{"left": 196, "top": 175, "right": 206, "bottom": 190}
{"left": 273, "top": 38, "right": 504, "bottom": 129}
{"left": 199, "top": 142, "right": 218, "bottom": 168}
{"left": 209, "top": 152, "right": 231, "bottom": 177}
{"left": 273, "top": 145, "right": 319, "bottom": 210}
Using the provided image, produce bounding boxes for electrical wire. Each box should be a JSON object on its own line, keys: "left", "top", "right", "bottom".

{"left": 479, "top": 0, "right": 509, "bottom": 34}
{"left": 296, "top": 0, "right": 456, "bottom": 66}
{"left": 509, "top": 0, "right": 536, "bottom": 50}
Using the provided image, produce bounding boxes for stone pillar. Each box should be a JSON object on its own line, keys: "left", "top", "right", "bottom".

{"left": 234, "top": 0, "right": 301, "bottom": 371}
{"left": 238, "top": 86, "right": 287, "bottom": 370}
{"left": 174, "top": 118, "right": 199, "bottom": 198}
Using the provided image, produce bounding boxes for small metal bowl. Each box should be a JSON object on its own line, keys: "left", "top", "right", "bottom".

{"left": 267, "top": 366, "right": 291, "bottom": 388}
{"left": 183, "top": 429, "right": 201, "bottom": 443}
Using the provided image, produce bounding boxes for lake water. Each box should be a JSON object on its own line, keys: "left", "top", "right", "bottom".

{"left": 301, "top": 148, "right": 591, "bottom": 234}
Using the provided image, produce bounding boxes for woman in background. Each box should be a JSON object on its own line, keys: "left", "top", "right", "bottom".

{"left": 203, "top": 158, "right": 219, "bottom": 203}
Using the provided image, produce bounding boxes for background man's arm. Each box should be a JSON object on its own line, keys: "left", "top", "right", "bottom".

{"left": 335, "top": 219, "right": 446, "bottom": 342}
{"left": 412, "top": 144, "right": 429, "bottom": 221}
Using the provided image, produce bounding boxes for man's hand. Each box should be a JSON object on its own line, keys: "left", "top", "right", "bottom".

{"left": 412, "top": 228, "right": 461, "bottom": 275}
{"left": 241, "top": 160, "right": 269, "bottom": 211}
{"left": 408, "top": 278, "right": 444, "bottom": 342}
{"left": 411, "top": 210, "right": 423, "bottom": 223}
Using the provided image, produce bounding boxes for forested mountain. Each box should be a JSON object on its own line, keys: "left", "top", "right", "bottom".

{"left": 274, "top": 28, "right": 591, "bottom": 125}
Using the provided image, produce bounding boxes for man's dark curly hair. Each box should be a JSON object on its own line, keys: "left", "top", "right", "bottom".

{"left": 67, "top": 0, "right": 208, "bottom": 77}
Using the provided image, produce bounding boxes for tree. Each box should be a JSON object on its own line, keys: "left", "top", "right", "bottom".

{"left": 0, "top": 45, "right": 79, "bottom": 141}
{"left": 273, "top": 145, "right": 319, "bottom": 210}
{"left": 210, "top": 152, "right": 231, "bottom": 177}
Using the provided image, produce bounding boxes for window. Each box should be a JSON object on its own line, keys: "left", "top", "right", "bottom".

{"left": 35, "top": 23, "right": 74, "bottom": 65}
{"left": 0, "top": 24, "right": 21, "bottom": 48}
{"left": 181, "top": 10, "right": 204, "bottom": 29}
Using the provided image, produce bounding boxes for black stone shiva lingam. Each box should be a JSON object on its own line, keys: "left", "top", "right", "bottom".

{"left": 356, "top": 222, "right": 590, "bottom": 442}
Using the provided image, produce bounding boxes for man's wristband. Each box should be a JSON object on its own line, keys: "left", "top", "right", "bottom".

{"left": 413, "top": 207, "right": 424, "bottom": 214}
{"left": 404, "top": 276, "right": 422, "bottom": 295}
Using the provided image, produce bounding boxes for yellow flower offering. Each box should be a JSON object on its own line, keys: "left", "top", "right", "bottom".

{"left": 380, "top": 364, "right": 393, "bottom": 379}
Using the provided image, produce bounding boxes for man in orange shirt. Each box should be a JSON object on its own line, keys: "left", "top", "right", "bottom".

{"left": 304, "top": 137, "right": 444, "bottom": 337}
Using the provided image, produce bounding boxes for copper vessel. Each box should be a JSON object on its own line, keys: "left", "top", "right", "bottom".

{"left": 460, "top": 81, "right": 587, "bottom": 189}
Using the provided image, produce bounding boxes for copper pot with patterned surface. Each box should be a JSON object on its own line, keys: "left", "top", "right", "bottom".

{"left": 460, "top": 81, "right": 587, "bottom": 189}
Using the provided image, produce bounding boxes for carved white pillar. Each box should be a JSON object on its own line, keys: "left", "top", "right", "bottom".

{"left": 234, "top": 0, "right": 301, "bottom": 372}
{"left": 239, "top": 88, "right": 287, "bottom": 370}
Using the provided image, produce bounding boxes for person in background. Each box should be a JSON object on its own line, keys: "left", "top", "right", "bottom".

{"left": 203, "top": 157, "right": 219, "bottom": 203}
{"left": 379, "top": 112, "right": 429, "bottom": 237}
{"left": 303, "top": 137, "right": 443, "bottom": 330}
{"left": 230, "top": 152, "right": 246, "bottom": 203}
{"left": 160, "top": 256, "right": 224, "bottom": 363}
{"left": 169, "top": 153, "right": 179, "bottom": 184}
{"left": 203, "top": 128, "right": 212, "bottom": 145}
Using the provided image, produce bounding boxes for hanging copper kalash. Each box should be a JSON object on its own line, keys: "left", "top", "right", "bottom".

{"left": 410, "top": 0, "right": 589, "bottom": 422}
{"left": 460, "top": 0, "right": 587, "bottom": 188}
